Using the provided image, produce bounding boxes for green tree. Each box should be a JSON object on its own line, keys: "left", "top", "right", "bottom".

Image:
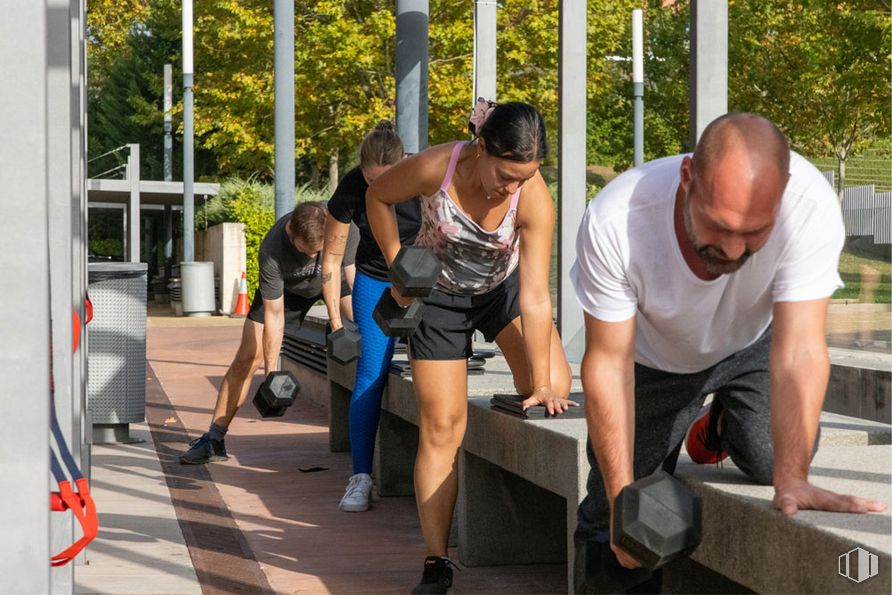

{"left": 728, "top": 1, "right": 891, "bottom": 194}
{"left": 87, "top": 0, "right": 218, "bottom": 181}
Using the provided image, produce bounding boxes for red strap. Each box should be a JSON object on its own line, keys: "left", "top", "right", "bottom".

{"left": 51, "top": 478, "right": 98, "bottom": 566}
{"left": 85, "top": 295, "right": 93, "bottom": 324}
{"left": 72, "top": 309, "right": 81, "bottom": 353}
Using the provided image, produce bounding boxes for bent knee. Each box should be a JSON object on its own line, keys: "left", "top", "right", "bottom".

{"left": 420, "top": 416, "right": 465, "bottom": 450}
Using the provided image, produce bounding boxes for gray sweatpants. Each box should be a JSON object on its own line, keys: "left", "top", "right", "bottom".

{"left": 573, "top": 328, "right": 784, "bottom": 592}
{"left": 576, "top": 328, "right": 777, "bottom": 539}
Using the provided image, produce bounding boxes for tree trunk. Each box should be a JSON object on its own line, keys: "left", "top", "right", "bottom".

{"left": 329, "top": 148, "right": 339, "bottom": 195}
{"left": 837, "top": 157, "right": 846, "bottom": 201}
{"left": 309, "top": 162, "right": 320, "bottom": 189}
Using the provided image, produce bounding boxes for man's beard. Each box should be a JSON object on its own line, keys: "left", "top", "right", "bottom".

{"left": 683, "top": 196, "right": 752, "bottom": 276}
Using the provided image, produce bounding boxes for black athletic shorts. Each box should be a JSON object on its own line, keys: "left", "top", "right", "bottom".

{"left": 247, "top": 288, "right": 318, "bottom": 328}
{"left": 408, "top": 268, "right": 521, "bottom": 360}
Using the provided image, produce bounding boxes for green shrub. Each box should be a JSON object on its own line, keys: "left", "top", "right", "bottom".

{"left": 212, "top": 179, "right": 331, "bottom": 301}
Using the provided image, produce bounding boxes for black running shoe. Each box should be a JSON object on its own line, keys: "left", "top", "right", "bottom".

{"left": 179, "top": 433, "right": 228, "bottom": 465}
{"left": 411, "top": 556, "right": 457, "bottom": 594}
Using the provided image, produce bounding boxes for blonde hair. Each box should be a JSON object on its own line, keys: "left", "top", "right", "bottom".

{"left": 360, "top": 120, "right": 403, "bottom": 169}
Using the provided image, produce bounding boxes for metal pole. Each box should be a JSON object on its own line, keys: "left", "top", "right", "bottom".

{"left": 48, "top": 0, "right": 75, "bottom": 586}
{"left": 558, "top": 0, "right": 587, "bottom": 368}
{"left": 0, "top": 1, "right": 50, "bottom": 589}
{"left": 274, "top": 0, "right": 295, "bottom": 220}
{"left": 395, "top": 0, "right": 429, "bottom": 154}
{"left": 473, "top": 0, "right": 497, "bottom": 103}
{"left": 76, "top": 0, "right": 91, "bottom": 484}
{"left": 182, "top": 0, "right": 195, "bottom": 261}
{"left": 689, "top": 0, "right": 728, "bottom": 147}
{"left": 632, "top": 8, "right": 644, "bottom": 166}
{"left": 128, "top": 144, "right": 141, "bottom": 263}
{"left": 164, "top": 205, "right": 173, "bottom": 280}
{"left": 164, "top": 63, "right": 173, "bottom": 182}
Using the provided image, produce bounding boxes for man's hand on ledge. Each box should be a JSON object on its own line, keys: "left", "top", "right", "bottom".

{"left": 773, "top": 477, "right": 887, "bottom": 516}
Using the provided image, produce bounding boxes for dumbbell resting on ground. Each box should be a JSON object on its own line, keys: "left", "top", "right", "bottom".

{"left": 583, "top": 471, "right": 702, "bottom": 593}
{"left": 373, "top": 246, "right": 442, "bottom": 337}
{"left": 252, "top": 370, "right": 301, "bottom": 418}
{"left": 327, "top": 319, "right": 362, "bottom": 364}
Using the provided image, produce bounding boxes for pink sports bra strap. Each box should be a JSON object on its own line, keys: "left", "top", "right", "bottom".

{"left": 509, "top": 186, "right": 521, "bottom": 211}
{"left": 440, "top": 141, "right": 468, "bottom": 192}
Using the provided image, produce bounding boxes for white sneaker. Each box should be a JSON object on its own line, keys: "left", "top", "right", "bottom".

{"left": 339, "top": 473, "right": 373, "bottom": 512}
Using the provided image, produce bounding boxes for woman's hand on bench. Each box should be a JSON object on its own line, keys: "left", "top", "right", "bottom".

{"left": 521, "top": 386, "right": 578, "bottom": 417}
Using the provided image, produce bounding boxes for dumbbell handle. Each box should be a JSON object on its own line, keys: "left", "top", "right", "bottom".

{"left": 388, "top": 286, "right": 416, "bottom": 308}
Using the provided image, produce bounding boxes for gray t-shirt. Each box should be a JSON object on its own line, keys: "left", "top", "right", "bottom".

{"left": 258, "top": 212, "right": 358, "bottom": 300}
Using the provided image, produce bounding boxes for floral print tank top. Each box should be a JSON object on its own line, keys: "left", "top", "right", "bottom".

{"left": 414, "top": 141, "right": 521, "bottom": 295}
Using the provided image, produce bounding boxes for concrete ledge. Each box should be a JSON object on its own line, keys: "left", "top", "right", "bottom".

{"left": 677, "top": 446, "right": 891, "bottom": 594}
{"left": 826, "top": 347, "right": 891, "bottom": 424}
{"left": 820, "top": 411, "right": 892, "bottom": 446}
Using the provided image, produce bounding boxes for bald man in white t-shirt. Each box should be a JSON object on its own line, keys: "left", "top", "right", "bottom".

{"left": 570, "top": 113, "right": 886, "bottom": 592}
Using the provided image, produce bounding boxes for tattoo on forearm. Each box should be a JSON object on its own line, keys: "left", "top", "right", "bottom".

{"left": 331, "top": 234, "right": 347, "bottom": 246}
{"left": 322, "top": 272, "right": 333, "bottom": 284}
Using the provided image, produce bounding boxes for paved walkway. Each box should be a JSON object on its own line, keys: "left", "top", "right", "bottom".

{"left": 74, "top": 422, "right": 201, "bottom": 594}
{"left": 78, "top": 310, "right": 564, "bottom": 593}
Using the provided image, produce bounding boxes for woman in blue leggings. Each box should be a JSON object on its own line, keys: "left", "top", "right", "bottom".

{"left": 321, "top": 121, "right": 421, "bottom": 512}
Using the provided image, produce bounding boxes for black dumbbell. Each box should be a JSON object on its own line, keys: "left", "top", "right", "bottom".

{"left": 252, "top": 370, "right": 301, "bottom": 418}
{"left": 327, "top": 319, "right": 362, "bottom": 364}
{"left": 583, "top": 471, "right": 701, "bottom": 593}
{"left": 373, "top": 246, "right": 442, "bottom": 337}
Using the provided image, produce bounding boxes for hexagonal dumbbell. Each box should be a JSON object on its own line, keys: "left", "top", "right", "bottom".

{"left": 327, "top": 319, "right": 362, "bottom": 364}
{"left": 252, "top": 370, "right": 301, "bottom": 418}
{"left": 373, "top": 246, "right": 442, "bottom": 338}
{"left": 583, "top": 471, "right": 702, "bottom": 592}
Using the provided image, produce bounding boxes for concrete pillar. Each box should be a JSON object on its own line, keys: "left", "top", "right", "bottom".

{"left": 0, "top": 1, "right": 51, "bottom": 589}
{"left": 274, "top": 0, "right": 295, "bottom": 220}
{"left": 474, "top": 0, "right": 497, "bottom": 102}
{"left": 557, "top": 0, "right": 587, "bottom": 360}
{"left": 689, "top": 0, "right": 728, "bottom": 147}
{"left": 395, "top": 0, "right": 429, "bottom": 153}
{"left": 127, "top": 143, "right": 140, "bottom": 263}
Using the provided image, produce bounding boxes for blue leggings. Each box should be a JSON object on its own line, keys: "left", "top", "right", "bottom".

{"left": 349, "top": 271, "right": 397, "bottom": 475}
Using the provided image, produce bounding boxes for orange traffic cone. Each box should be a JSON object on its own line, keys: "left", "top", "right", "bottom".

{"left": 231, "top": 272, "right": 249, "bottom": 318}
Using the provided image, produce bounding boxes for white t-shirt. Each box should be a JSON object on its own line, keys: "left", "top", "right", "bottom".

{"left": 570, "top": 152, "right": 844, "bottom": 374}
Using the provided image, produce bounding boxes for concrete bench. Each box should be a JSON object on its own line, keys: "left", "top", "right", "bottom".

{"left": 669, "top": 445, "right": 891, "bottom": 594}
{"left": 283, "top": 308, "right": 892, "bottom": 593}
{"left": 826, "top": 347, "right": 891, "bottom": 424}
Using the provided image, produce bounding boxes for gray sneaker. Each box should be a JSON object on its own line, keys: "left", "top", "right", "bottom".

{"left": 338, "top": 473, "right": 373, "bottom": 512}
{"left": 179, "top": 433, "right": 228, "bottom": 465}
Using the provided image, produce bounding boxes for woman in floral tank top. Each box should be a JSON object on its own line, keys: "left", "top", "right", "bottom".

{"left": 367, "top": 101, "right": 575, "bottom": 594}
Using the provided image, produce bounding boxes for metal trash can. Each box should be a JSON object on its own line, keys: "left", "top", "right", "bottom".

{"left": 181, "top": 261, "right": 215, "bottom": 317}
{"left": 87, "top": 262, "right": 147, "bottom": 443}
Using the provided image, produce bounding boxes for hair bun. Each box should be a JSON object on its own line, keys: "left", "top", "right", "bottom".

{"left": 375, "top": 120, "right": 396, "bottom": 133}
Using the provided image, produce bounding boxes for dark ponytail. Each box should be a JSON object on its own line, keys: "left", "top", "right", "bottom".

{"left": 478, "top": 102, "right": 548, "bottom": 163}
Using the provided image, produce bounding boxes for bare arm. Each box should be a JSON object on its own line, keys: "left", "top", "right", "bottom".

{"left": 516, "top": 174, "right": 563, "bottom": 405}
{"left": 321, "top": 213, "right": 350, "bottom": 331}
{"left": 339, "top": 265, "right": 355, "bottom": 322}
{"left": 581, "top": 312, "right": 640, "bottom": 568}
{"left": 261, "top": 296, "right": 285, "bottom": 373}
{"left": 366, "top": 143, "right": 453, "bottom": 267}
{"left": 771, "top": 298, "right": 886, "bottom": 514}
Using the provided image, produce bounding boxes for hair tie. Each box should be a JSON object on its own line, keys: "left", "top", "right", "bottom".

{"left": 469, "top": 97, "right": 497, "bottom": 136}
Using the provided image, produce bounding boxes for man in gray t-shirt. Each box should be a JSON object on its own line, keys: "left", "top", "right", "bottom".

{"left": 180, "top": 201, "right": 358, "bottom": 465}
